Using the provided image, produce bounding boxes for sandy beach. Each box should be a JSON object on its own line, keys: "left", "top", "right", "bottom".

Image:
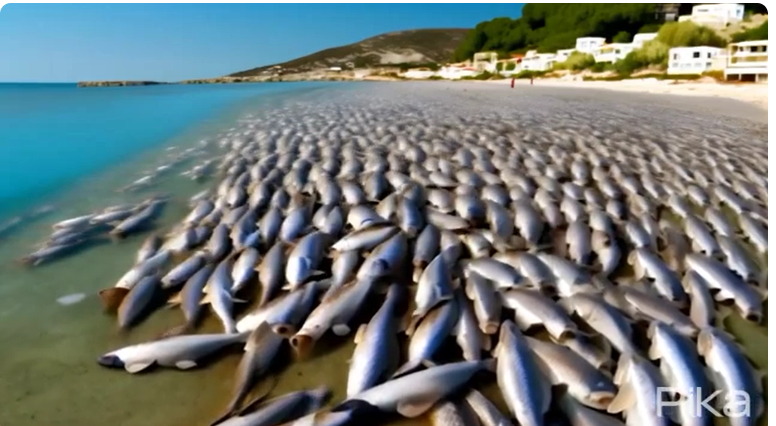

{"left": 0, "top": 82, "right": 767, "bottom": 426}
{"left": 482, "top": 77, "right": 769, "bottom": 110}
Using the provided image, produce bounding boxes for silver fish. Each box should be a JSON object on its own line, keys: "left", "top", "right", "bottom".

{"left": 685, "top": 253, "right": 763, "bottom": 323}
{"left": 697, "top": 327, "right": 763, "bottom": 426}
{"left": 501, "top": 288, "right": 577, "bottom": 341}
{"left": 97, "top": 332, "right": 247, "bottom": 373}
{"left": 494, "top": 321, "right": 551, "bottom": 426}
{"left": 526, "top": 337, "right": 617, "bottom": 410}
{"left": 347, "top": 284, "right": 403, "bottom": 397}
{"left": 340, "top": 359, "right": 493, "bottom": 418}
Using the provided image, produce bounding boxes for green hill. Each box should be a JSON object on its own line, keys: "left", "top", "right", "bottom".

{"left": 229, "top": 28, "right": 469, "bottom": 77}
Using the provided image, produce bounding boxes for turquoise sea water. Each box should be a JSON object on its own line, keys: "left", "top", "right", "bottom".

{"left": 0, "top": 82, "right": 324, "bottom": 219}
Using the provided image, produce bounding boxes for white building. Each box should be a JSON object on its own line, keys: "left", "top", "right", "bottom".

{"left": 724, "top": 40, "right": 768, "bottom": 82}
{"left": 555, "top": 48, "right": 576, "bottom": 62}
{"left": 438, "top": 65, "right": 477, "bottom": 80}
{"left": 667, "top": 46, "right": 723, "bottom": 74}
{"left": 678, "top": 3, "right": 744, "bottom": 27}
{"left": 632, "top": 33, "right": 658, "bottom": 49}
{"left": 575, "top": 37, "right": 606, "bottom": 54}
{"left": 593, "top": 43, "right": 635, "bottom": 63}
{"left": 521, "top": 52, "right": 557, "bottom": 72}
{"left": 472, "top": 52, "right": 498, "bottom": 73}
{"left": 402, "top": 68, "right": 437, "bottom": 79}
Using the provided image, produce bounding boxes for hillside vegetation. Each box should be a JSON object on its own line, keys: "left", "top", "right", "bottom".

{"left": 230, "top": 29, "right": 469, "bottom": 77}
{"left": 452, "top": 4, "right": 664, "bottom": 60}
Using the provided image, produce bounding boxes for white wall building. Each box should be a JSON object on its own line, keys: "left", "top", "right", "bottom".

{"left": 593, "top": 43, "right": 635, "bottom": 63}
{"left": 473, "top": 52, "right": 498, "bottom": 73}
{"left": 575, "top": 37, "right": 606, "bottom": 54}
{"left": 521, "top": 52, "right": 557, "bottom": 71}
{"left": 402, "top": 69, "right": 437, "bottom": 79}
{"left": 667, "top": 46, "right": 723, "bottom": 74}
{"left": 438, "top": 65, "right": 477, "bottom": 80}
{"left": 678, "top": 3, "right": 744, "bottom": 27}
{"left": 555, "top": 48, "right": 576, "bottom": 62}
{"left": 632, "top": 33, "right": 658, "bottom": 48}
{"left": 724, "top": 40, "right": 768, "bottom": 82}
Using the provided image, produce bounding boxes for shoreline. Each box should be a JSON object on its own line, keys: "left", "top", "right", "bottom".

{"left": 76, "top": 75, "right": 768, "bottom": 110}
{"left": 478, "top": 77, "right": 769, "bottom": 110}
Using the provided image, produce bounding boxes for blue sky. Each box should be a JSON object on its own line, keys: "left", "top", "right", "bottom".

{"left": 0, "top": 3, "right": 523, "bottom": 82}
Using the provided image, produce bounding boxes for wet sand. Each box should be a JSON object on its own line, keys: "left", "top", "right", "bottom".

{"left": 0, "top": 82, "right": 767, "bottom": 426}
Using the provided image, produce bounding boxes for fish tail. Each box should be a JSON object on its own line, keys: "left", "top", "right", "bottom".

{"left": 98, "top": 287, "right": 130, "bottom": 313}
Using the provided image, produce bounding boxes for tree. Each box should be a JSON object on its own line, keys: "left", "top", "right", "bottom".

{"left": 452, "top": 3, "right": 662, "bottom": 61}
{"left": 613, "top": 31, "right": 632, "bottom": 43}
{"left": 731, "top": 20, "right": 768, "bottom": 42}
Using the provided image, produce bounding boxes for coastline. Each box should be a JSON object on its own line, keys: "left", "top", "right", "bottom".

{"left": 480, "top": 77, "right": 769, "bottom": 110}
{"left": 77, "top": 74, "right": 768, "bottom": 111}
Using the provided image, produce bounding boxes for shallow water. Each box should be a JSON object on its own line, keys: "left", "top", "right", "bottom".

{"left": 0, "top": 82, "right": 767, "bottom": 426}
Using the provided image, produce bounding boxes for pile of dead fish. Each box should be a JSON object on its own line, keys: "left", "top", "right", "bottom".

{"left": 18, "top": 196, "right": 168, "bottom": 266}
{"left": 92, "top": 113, "right": 766, "bottom": 426}
{"left": 120, "top": 143, "right": 214, "bottom": 193}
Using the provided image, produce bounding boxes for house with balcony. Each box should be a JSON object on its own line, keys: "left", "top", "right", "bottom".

{"left": 724, "top": 40, "right": 768, "bottom": 82}
{"left": 678, "top": 3, "right": 744, "bottom": 28}
{"left": 521, "top": 51, "right": 557, "bottom": 72}
{"left": 593, "top": 43, "right": 636, "bottom": 63}
{"left": 575, "top": 37, "right": 606, "bottom": 54}
{"left": 667, "top": 46, "right": 724, "bottom": 74}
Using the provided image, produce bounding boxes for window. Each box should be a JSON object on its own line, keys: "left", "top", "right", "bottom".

{"left": 673, "top": 53, "right": 678, "bottom": 60}
{"left": 707, "top": 53, "right": 712, "bottom": 58}
{"left": 763, "top": 46, "right": 768, "bottom": 52}
{"left": 693, "top": 52, "right": 700, "bottom": 58}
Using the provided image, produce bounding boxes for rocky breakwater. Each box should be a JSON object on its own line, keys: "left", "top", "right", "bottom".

{"left": 77, "top": 81, "right": 166, "bottom": 88}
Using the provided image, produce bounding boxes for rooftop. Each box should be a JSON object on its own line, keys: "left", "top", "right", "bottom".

{"left": 731, "top": 40, "right": 769, "bottom": 47}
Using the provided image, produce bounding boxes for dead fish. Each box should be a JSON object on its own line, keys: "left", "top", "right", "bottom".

{"left": 97, "top": 332, "right": 247, "bottom": 374}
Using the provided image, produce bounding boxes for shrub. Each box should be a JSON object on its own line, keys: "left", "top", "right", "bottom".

{"left": 731, "top": 20, "right": 767, "bottom": 42}
{"left": 656, "top": 21, "right": 726, "bottom": 47}
{"left": 554, "top": 52, "right": 596, "bottom": 71}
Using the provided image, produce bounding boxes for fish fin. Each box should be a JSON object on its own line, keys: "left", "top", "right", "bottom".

{"left": 310, "top": 269, "right": 327, "bottom": 277}
{"left": 175, "top": 360, "right": 198, "bottom": 370}
{"left": 332, "top": 323, "right": 351, "bottom": 336}
{"left": 607, "top": 383, "right": 634, "bottom": 414}
{"left": 396, "top": 397, "right": 439, "bottom": 418}
{"left": 392, "top": 360, "right": 421, "bottom": 379}
{"left": 626, "top": 250, "right": 636, "bottom": 266}
{"left": 98, "top": 287, "right": 130, "bottom": 313}
{"left": 166, "top": 292, "right": 183, "bottom": 307}
{"left": 405, "top": 314, "right": 422, "bottom": 336}
{"left": 480, "top": 333, "right": 492, "bottom": 351}
{"left": 199, "top": 292, "right": 213, "bottom": 305}
{"left": 480, "top": 358, "right": 496, "bottom": 372}
{"left": 231, "top": 297, "right": 249, "bottom": 304}
{"left": 353, "top": 323, "right": 368, "bottom": 344}
{"left": 125, "top": 361, "right": 154, "bottom": 373}
{"left": 245, "top": 322, "right": 274, "bottom": 351}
